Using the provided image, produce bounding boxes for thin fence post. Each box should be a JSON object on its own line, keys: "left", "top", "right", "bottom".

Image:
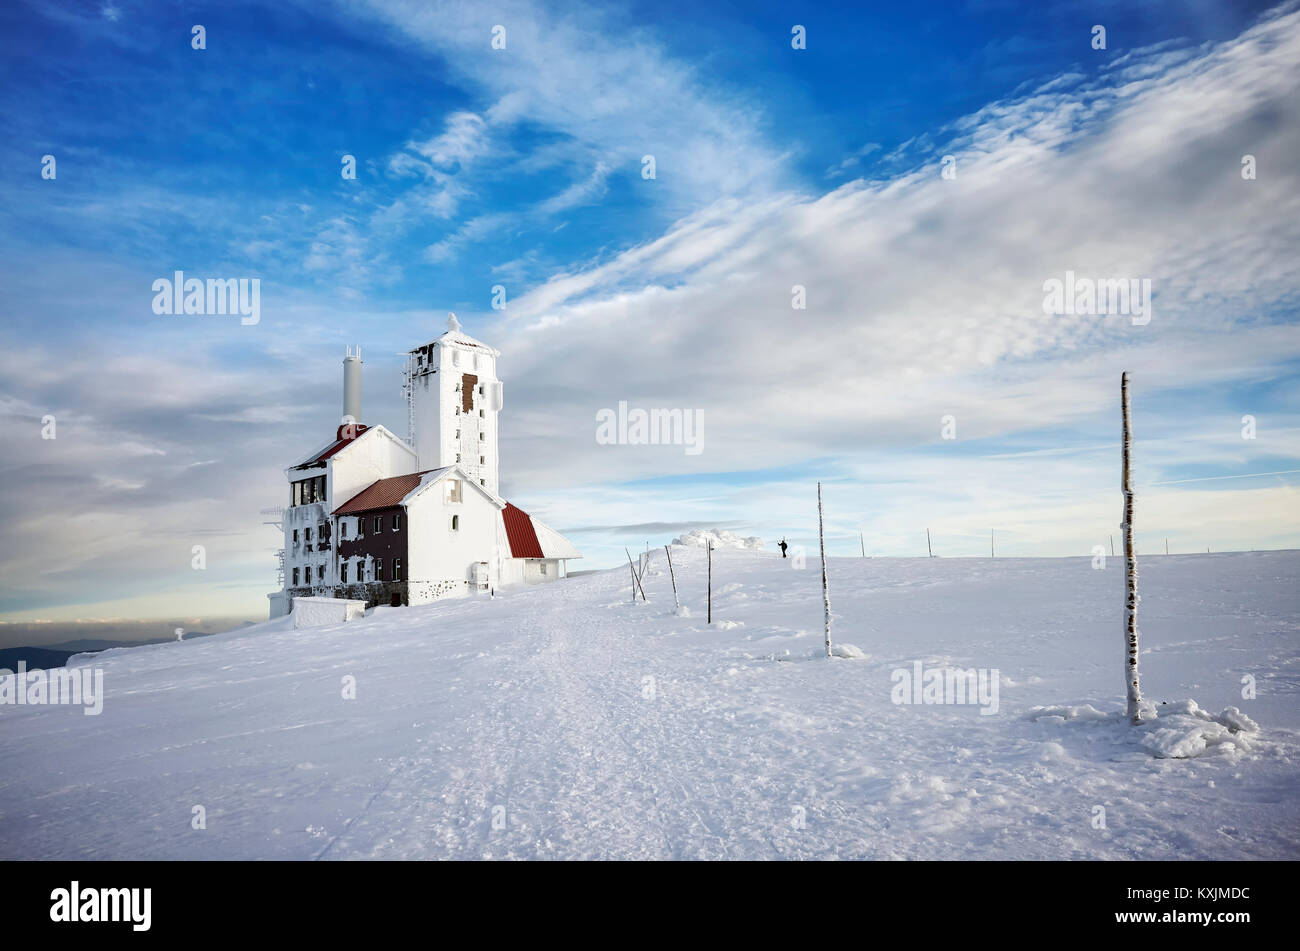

{"left": 819, "top": 482, "right": 832, "bottom": 658}
{"left": 707, "top": 543, "right": 713, "bottom": 624}
{"left": 1121, "top": 371, "right": 1143, "bottom": 724}
{"left": 664, "top": 545, "right": 679, "bottom": 610}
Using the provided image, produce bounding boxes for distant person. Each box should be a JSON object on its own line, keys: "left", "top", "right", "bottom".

{"left": 779, "top": 538, "right": 788, "bottom": 558}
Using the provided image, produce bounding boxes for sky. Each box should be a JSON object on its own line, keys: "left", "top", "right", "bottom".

{"left": 0, "top": 0, "right": 1297, "bottom": 642}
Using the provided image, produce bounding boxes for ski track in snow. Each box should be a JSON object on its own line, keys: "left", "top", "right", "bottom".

{"left": 1, "top": 550, "right": 1297, "bottom": 860}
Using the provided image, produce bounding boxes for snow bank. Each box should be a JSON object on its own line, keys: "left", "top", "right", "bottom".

{"left": 1029, "top": 699, "right": 1261, "bottom": 759}
{"left": 672, "top": 529, "right": 763, "bottom": 551}
{"left": 1140, "top": 701, "right": 1260, "bottom": 759}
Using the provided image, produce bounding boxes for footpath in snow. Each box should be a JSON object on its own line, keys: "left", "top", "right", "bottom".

{"left": 1, "top": 549, "right": 1296, "bottom": 860}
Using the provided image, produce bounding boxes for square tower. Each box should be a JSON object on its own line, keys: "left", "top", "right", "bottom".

{"left": 405, "top": 313, "right": 503, "bottom": 495}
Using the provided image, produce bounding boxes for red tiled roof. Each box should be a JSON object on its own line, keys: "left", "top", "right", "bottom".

{"left": 333, "top": 471, "right": 432, "bottom": 515}
{"left": 502, "top": 503, "right": 544, "bottom": 558}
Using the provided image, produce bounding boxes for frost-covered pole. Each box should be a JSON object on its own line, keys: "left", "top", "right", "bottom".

{"left": 707, "top": 543, "right": 713, "bottom": 624}
{"left": 926, "top": 528, "right": 933, "bottom": 558}
{"left": 1121, "top": 372, "right": 1144, "bottom": 724}
{"left": 819, "top": 482, "right": 832, "bottom": 658}
{"left": 664, "top": 545, "right": 680, "bottom": 610}
{"left": 625, "top": 548, "right": 646, "bottom": 601}
{"left": 860, "top": 531, "right": 865, "bottom": 558}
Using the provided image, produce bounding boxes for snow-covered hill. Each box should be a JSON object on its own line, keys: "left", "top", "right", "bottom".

{"left": 2, "top": 549, "right": 1297, "bottom": 860}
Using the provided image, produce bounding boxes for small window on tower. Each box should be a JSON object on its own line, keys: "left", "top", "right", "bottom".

{"left": 340, "top": 522, "right": 348, "bottom": 538}
{"left": 292, "top": 529, "right": 299, "bottom": 543}
{"left": 479, "top": 432, "right": 484, "bottom": 440}
{"left": 305, "top": 527, "right": 312, "bottom": 542}
{"left": 456, "top": 453, "right": 461, "bottom": 463}
{"left": 479, "top": 479, "right": 485, "bottom": 486}
{"left": 341, "top": 562, "right": 348, "bottom": 583}
{"left": 317, "top": 565, "right": 324, "bottom": 581}
{"left": 455, "top": 429, "right": 460, "bottom": 438}
{"left": 292, "top": 568, "right": 299, "bottom": 585}
{"left": 479, "top": 409, "right": 484, "bottom": 418}
{"left": 451, "top": 514, "right": 460, "bottom": 532}
{"left": 478, "top": 385, "right": 484, "bottom": 395}
{"left": 479, "top": 456, "right": 484, "bottom": 464}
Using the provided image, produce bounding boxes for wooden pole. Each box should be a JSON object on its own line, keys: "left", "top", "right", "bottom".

{"left": 926, "top": 528, "right": 933, "bottom": 558}
{"left": 664, "top": 545, "right": 679, "bottom": 610}
{"left": 860, "top": 531, "right": 866, "bottom": 558}
{"left": 818, "top": 482, "right": 832, "bottom": 658}
{"left": 628, "top": 562, "right": 636, "bottom": 603}
{"left": 625, "top": 548, "right": 646, "bottom": 601}
{"left": 991, "top": 528, "right": 994, "bottom": 558}
{"left": 1110, "top": 534, "right": 1115, "bottom": 558}
{"left": 1121, "top": 372, "right": 1143, "bottom": 724}
{"left": 707, "top": 543, "right": 713, "bottom": 624}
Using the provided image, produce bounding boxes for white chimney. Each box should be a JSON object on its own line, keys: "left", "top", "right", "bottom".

{"left": 342, "top": 345, "right": 362, "bottom": 424}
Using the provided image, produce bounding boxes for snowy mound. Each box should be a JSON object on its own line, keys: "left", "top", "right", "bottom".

{"left": 673, "top": 529, "right": 763, "bottom": 551}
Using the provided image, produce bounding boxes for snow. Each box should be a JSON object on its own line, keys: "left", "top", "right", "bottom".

{"left": 672, "top": 528, "right": 763, "bottom": 551}
{"left": 1, "top": 548, "right": 1297, "bottom": 860}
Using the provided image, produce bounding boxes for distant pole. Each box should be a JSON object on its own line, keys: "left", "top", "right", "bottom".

{"left": 625, "top": 548, "right": 646, "bottom": 601}
{"left": 664, "top": 545, "right": 679, "bottom": 610}
{"left": 991, "top": 528, "right": 995, "bottom": 558}
{"left": 1110, "top": 534, "right": 1115, "bottom": 557}
{"left": 1121, "top": 372, "right": 1143, "bottom": 724}
{"left": 818, "top": 482, "right": 832, "bottom": 658}
{"left": 707, "top": 543, "right": 713, "bottom": 624}
{"left": 927, "top": 528, "right": 933, "bottom": 558}
{"left": 860, "top": 531, "right": 866, "bottom": 558}
{"left": 1165, "top": 538, "right": 1169, "bottom": 555}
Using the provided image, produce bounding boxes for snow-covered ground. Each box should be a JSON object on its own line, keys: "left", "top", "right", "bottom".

{"left": 2, "top": 549, "right": 1297, "bottom": 860}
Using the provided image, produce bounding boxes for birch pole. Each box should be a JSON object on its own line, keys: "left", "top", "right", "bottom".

{"left": 818, "top": 482, "right": 832, "bottom": 658}
{"left": 664, "top": 545, "right": 679, "bottom": 610}
{"left": 707, "top": 543, "right": 713, "bottom": 624}
{"left": 1121, "top": 372, "right": 1144, "bottom": 724}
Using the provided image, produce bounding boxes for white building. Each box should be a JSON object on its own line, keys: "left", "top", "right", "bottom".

{"left": 268, "top": 314, "right": 580, "bottom": 618}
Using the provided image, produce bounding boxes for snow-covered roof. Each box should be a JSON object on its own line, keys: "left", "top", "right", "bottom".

{"left": 332, "top": 465, "right": 505, "bottom": 515}
{"left": 287, "top": 423, "right": 414, "bottom": 474}
{"left": 408, "top": 312, "right": 501, "bottom": 357}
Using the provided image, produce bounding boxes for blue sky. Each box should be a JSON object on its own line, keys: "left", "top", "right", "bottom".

{"left": 1, "top": 0, "right": 1298, "bottom": 638}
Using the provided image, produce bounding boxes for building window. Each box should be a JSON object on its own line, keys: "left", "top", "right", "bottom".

{"left": 340, "top": 522, "right": 348, "bottom": 538}
{"left": 355, "top": 518, "right": 363, "bottom": 537}
{"left": 455, "top": 429, "right": 460, "bottom": 438}
{"left": 479, "top": 455, "right": 484, "bottom": 464}
{"left": 375, "top": 559, "right": 384, "bottom": 581}
{"left": 374, "top": 516, "right": 382, "bottom": 534}
{"left": 540, "top": 562, "right": 548, "bottom": 575}
{"left": 454, "top": 405, "right": 460, "bottom": 415}
{"left": 451, "top": 514, "right": 460, "bottom": 531}
{"left": 292, "top": 529, "right": 299, "bottom": 544}
{"left": 478, "top": 385, "right": 484, "bottom": 395}
{"left": 393, "top": 558, "right": 402, "bottom": 581}
{"left": 292, "top": 567, "right": 299, "bottom": 585}
{"left": 456, "top": 453, "right": 461, "bottom": 463}
{"left": 317, "top": 565, "right": 325, "bottom": 581}
{"left": 480, "top": 479, "right": 485, "bottom": 486}
{"left": 478, "top": 432, "right": 484, "bottom": 440}
{"left": 445, "top": 480, "right": 461, "bottom": 503}
{"left": 479, "top": 409, "right": 484, "bottom": 418}
{"left": 356, "top": 561, "right": 364, "bottom": 582}
{"left": 392, "top": 513, "right": 401, "bottom": 531}
{"left": 305, "top": 527, "right": 312, "bottom": 542}
{"left": 341, "top": 562, "right": 348, "bottom": 583}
